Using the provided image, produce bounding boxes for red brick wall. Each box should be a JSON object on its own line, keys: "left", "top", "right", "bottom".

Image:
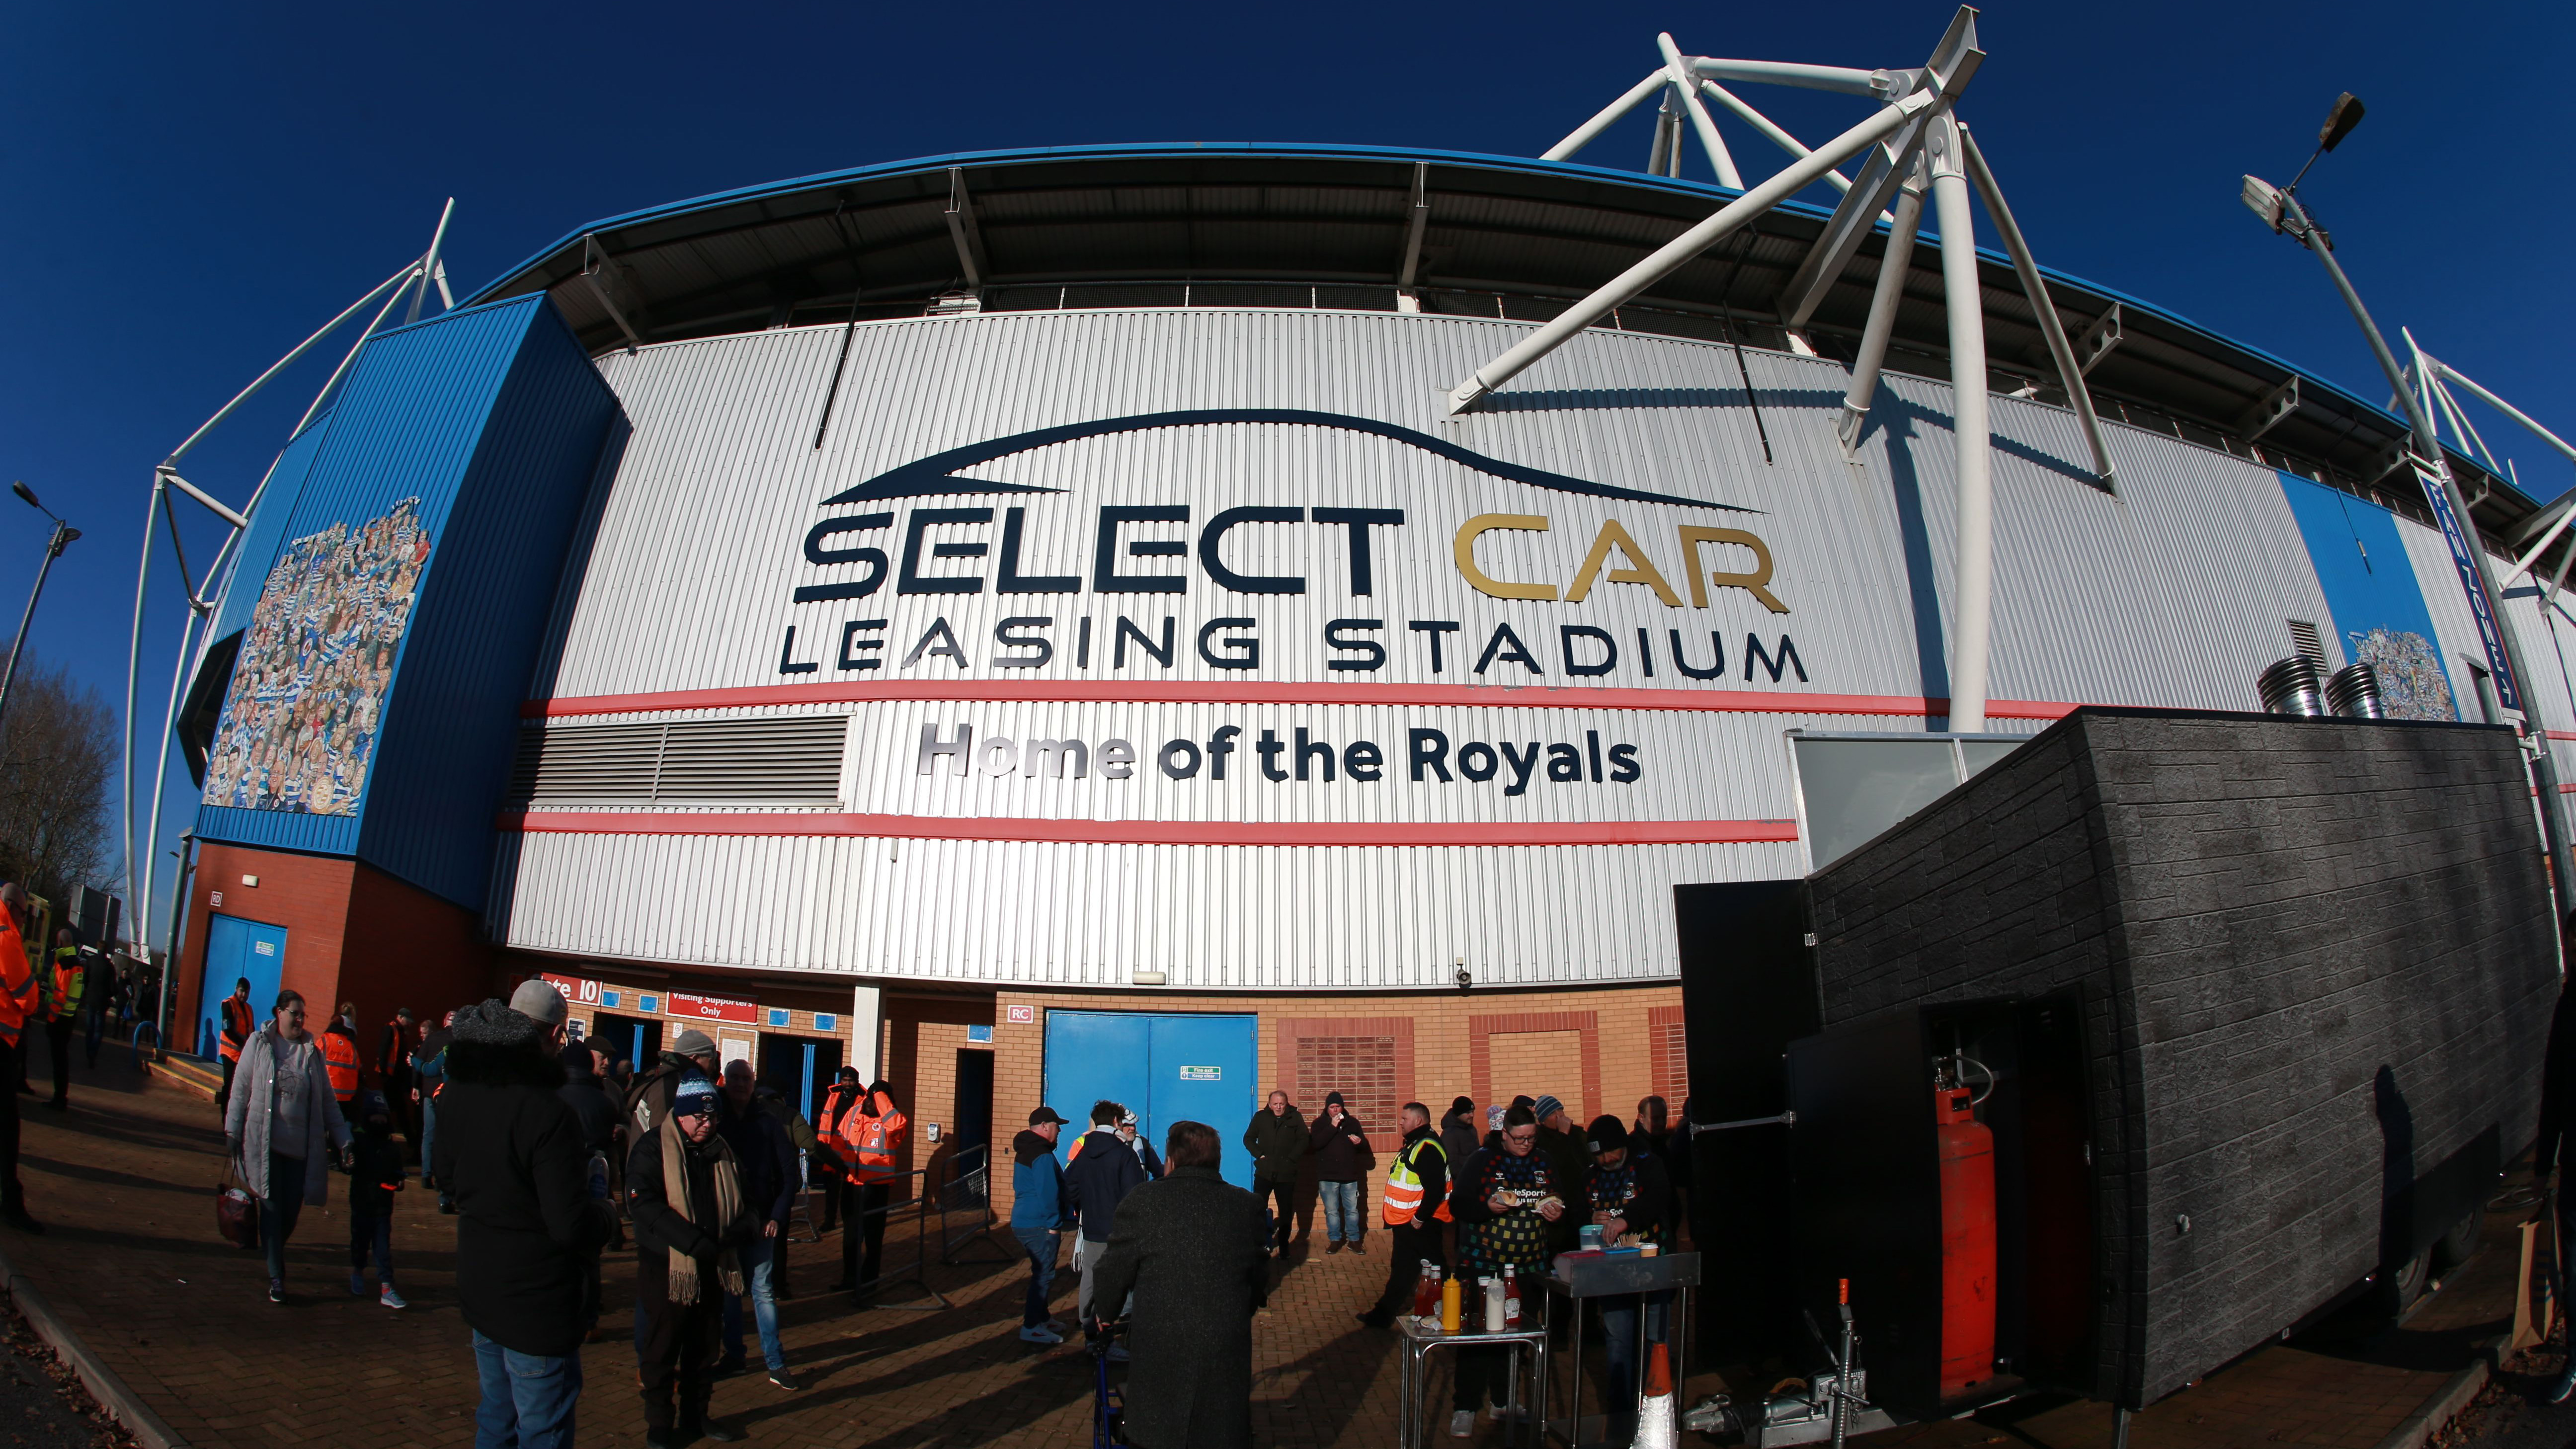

{"left": 174, "top": 844, "right": 488, "bottom": 1088}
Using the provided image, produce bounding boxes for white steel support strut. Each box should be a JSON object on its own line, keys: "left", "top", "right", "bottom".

{"left": 1928, "top": 113, "right": 1998, "bottom": 732}
{"left": 1836, "top": 149, "right": 1928, "bottom": 455}
{"left": 1957, "top": 124, "right": 2117, "bottom": 490}
{"left": 1658, "top": 33, "right": 1744, "bottom": 188}
{"left": 119, "top": 476, "right": 161, "bottom": 948}
{"left": 1446, "top": 89, "right": 1933, "bottom": 415}
{"left": 1695, "top": 78, "right": 1855, "bottom": 193}
{"left": 405, "top": 197, "right": 455, "bottom": 325}
{"left": 1543, "top": 72, "right": 1667, "bottom": 162}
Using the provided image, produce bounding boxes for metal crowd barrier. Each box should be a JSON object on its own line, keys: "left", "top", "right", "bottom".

{"left": 936, "top": 1144, "right": 1012, "bottom": 1266}
{"left": 847, "top": 1168, "right": 950, "bottom": 1312}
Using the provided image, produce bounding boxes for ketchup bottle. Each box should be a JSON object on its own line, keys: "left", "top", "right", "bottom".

{"left": 1503, "top": 1265, "right": 1523, "bottom": 1328}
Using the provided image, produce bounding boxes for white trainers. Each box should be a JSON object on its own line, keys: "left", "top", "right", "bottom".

{"left": 1018, "top": 1324, "right": 1063, "bottom": 1345}
{"left": 379, "top": 1285, "right": 409, "bottom": 1310}
{"left": 1448, "top": 1410, "right": 1475, "bottom": 1438}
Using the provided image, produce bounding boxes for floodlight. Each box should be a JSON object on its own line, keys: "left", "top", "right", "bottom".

{"left": 2241, "top": 175, "right": 2286, "bottom": 233}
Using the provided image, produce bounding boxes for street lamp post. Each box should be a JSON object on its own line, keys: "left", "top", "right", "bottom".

{"left": 2243, "top": 96, "right": 2576, "bottom": 906}
{"left": 0, "top": 482, "right": 81, "bottom": 739}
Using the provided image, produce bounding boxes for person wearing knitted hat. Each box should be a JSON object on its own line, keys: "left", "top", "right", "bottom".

{"left": 440, "top": 985, "right": 615, "bottom": 1449}
{"left": 1584, "top": 1113, "right": 1675, "bottom": 1442}
{"left": 628, "top": 1070, "right": 760, "bottom": 1446}
{"left": 1530, "top": 1095, "right": 1588, "bottom": 1252}
{"left": 625, "top": 1027, "right": 722, "bottom": 1144}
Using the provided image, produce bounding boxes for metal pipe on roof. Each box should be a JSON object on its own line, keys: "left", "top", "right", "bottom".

{"left": 1695, "top": 78, "right": 1854, "bottom": 193}
{"left": 1659, "top": 34, "right": 1744, "bottom": 189}
{"left": 1957, "top": 124, "right": 2117, "bottom": 492}
{"left": 1929, "top": 114, "right": 1997, "bottom": 732}
{"left": 1445, "top": 88, "right": 1932, "bottom": 415}
{"left": 1542, "top": 72, "right": 1670, "bottom": 161}
{"left": 1836, "top": 149, "right": 1927, "bottom": 455}
{"left": 2428, "top": 356, "right": 2576, "bottom": 468}
{"left": 406, "top": 197, "right": 455, "bottom": 325}
{"left": 1687, "top": 57, "right": 1885, "bottom": 96}
{"left": 162, "top": 259, "right": 418, "bottom": 465}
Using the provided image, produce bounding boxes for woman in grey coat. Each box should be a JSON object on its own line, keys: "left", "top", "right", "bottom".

{"left": 1089, "top": 1121, "right": 1271, "bottom": 1449}
{"left": 223, "top": 990, "right": 351, "bottom": 1302}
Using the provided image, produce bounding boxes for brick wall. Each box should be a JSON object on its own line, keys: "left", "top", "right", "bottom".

{"left": 1809, "top": 709, "right": 2559, "bottom": 1407}
{"left": 175, "top": 843, "right": 489, "bottom": 1079}
{"left": 985, "top": 981, "right": 1680, "bottom": 1224}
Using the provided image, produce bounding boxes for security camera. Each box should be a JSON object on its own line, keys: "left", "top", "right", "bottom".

{"left": 1454, "top": 965, "right": 1472, "bottom": 991}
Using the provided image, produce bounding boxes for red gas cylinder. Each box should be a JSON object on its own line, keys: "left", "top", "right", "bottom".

{"left": 1935, "top": 1084, "right": 1997, "bottom": 1400}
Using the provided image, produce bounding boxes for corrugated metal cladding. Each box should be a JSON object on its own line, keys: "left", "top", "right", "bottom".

{"left": 195, "top": 295, "right": 624, "bottom": 909}
{"left": 491, "top": 308, "right": 2572, "bottom": 987}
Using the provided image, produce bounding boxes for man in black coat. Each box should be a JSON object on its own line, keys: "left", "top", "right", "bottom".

{"left": 716, "top": 1059, "right": 801, "bottom": 1388}
{"left": 1090, "top": 1121, "right": 1271, "bottom": 1449}
{"left": 629, "top": 1072, "right": 760, "bottom": 1446}
{"left": 435, "top": 983, "right": 615, "bottom": 1449}
{"left": 2533, "top": 933, "right": 2576, "bottom": 1404}
{"left": 1064, "top": 1098, "right": 1149, "bottom": 1350}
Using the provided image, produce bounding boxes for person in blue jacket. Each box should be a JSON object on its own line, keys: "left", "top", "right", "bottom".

{"left": 1011, "top": 1105, "right": 1076, "bottom": 1345}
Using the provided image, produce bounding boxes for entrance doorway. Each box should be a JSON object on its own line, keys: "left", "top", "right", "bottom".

{"left": 590, "top": 1013, "right": 661, "bottom": 1073}
{"left": 1043, "top": 1011, "right": 1258, "bottom": 1188}
{"left": 953, "top": 1049, "right": 994, "bottom": 1160}
{"left": 757, "top": 1035, "right": 843, "bottom": 1126}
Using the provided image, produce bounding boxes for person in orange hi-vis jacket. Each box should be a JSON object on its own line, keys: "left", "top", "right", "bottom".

{"left": 825, "top": 1079, "right": 907, "bottom": 1301}
{"left": 0, "top": 885, "right": 47, "bottom": 1234}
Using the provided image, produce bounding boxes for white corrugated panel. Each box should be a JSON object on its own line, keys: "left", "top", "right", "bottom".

{"left": 490, "top": 309, "right": 2507, "bottom": 986}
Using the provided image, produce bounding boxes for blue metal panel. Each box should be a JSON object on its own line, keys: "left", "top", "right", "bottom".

{"left": 2279, "top": 472, "right": 2458, "bottom": 721}
{"left": 191, "top": 293, "right": 622, "bottom": 907}
{"left": 1043, "top": 1011, "right": 1151, "bottom": 1169}
{"left": 1144, "top": 1014, "right": 1258, "bottom": 1190}
{"left": 360, "top": 299, "right": 621, "bottom": 906}
{"left": 206, "top": 415, "right": 337, "bottom": 644}
{"left": 204, "top": 913, "right": 288, "bottom": 1022}
{"left": 1042, "top": 1010, "right": 1258, "bottom": 1188}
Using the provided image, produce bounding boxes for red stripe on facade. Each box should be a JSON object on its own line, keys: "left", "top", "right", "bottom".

{"left": 2550, "top": 731, "right": 2576, "bottom": 742}
{"left": 496, "top": 809, "right": 1799, "bottom": 847}
{"left": 521, "top": 678, "right": 2083, "bottom": 721}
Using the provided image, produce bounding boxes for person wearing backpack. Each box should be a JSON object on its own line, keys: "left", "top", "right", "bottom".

{"left": 1357, "top": 1103, "right": 1449, "bottom": 1328}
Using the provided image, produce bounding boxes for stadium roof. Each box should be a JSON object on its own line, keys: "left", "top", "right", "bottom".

{"left": 467, "top": 142, "right": 2533, "bottom": 538}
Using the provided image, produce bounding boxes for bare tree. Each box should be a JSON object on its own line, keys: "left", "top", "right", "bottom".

{"left": 0, "top": 648, "right": 118, "bottom": 914}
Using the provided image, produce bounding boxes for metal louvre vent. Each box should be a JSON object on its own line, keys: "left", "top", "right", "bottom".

{"left": 510, "top": 717, "right": 847, "bottom": 805}
{"left": 2288, "top": 619, "right": 2325, "bottom": 662}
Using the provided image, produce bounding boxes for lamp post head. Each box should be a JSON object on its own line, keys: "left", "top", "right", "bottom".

{"left": 9, "top": 482, "right": 36, "bottom": 510}
{"left": 2318, "top": 93, "right": 2366, "bottom": 153}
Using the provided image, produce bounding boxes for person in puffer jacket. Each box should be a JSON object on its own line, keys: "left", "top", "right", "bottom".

{"left": 1063, "top": 1100, "right": 1148, "bottom": 1352}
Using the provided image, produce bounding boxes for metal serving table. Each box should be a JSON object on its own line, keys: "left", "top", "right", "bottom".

{"left": 1540, "top": 1251, "right": 1699, "bottom": 1449}
{"left": 1395, "top": 1315, "right": 1551, "bottom": 1449}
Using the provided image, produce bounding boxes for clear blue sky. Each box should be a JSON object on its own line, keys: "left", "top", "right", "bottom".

{"left": 3, "top": 0, "right": 2568, "bottom": 938}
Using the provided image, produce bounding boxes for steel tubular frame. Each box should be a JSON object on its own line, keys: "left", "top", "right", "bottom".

{"left": 119, "top": 215, "right": 450, "bottom": 982}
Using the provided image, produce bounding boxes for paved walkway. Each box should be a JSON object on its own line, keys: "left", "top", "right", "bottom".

{"left": 3, "top": 1041, "right": 2536, "bottom": 1449}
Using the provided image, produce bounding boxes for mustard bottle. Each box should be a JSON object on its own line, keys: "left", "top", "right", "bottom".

{"left": 1440, "top": 1275, "right": 1463, "bottom": 1332}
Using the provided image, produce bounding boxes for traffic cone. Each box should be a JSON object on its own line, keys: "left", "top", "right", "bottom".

{"left": 1629, "top": 1341, "right": 1677, "bottom": 1449}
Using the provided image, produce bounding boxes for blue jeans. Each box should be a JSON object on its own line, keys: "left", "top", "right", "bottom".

{"left": 722, "top": 1245, "right": 785, "bottom": 1371}
{"left": 349, "top": 1210, "right": 393, "bottom": 1282}
{"left": 1014, "top": 1226, "right": 1060, "bottom": 1328}
{"left": 258, "top": 1152, "right": 305, "bottom": 1282}
{"left": 1600, "top": 1291, "right": 1671, "bottom": 1415}
{"left": 1319, "top": 1179, "right": 1362, "bottom": 1243}
{"left": 421, "top": 1098, "right": 445, "bottom": 1200}
{"left": 472, "top": 1330, "right": 581, "bottom": 1449}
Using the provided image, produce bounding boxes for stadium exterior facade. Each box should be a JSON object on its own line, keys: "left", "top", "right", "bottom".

{"left": 166, "top": 143, "right": 2576, "bottom": 1196}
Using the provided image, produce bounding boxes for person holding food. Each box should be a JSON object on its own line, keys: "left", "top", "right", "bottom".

{"left": 1441, "top": 1103, "right": 1570, "bottom": 1437}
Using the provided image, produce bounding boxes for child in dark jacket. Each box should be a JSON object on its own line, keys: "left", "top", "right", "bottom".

{"left": 347, "top": 1091, "right": 409, "bottom": 1308}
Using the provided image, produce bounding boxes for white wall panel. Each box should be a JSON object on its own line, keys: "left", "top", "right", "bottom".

{"left": 494, "top": 308, "right": 2514, "bottom": 988}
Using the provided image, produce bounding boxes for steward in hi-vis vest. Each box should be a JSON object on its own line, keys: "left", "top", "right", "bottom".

{"left": 0, "top": 883, "right": 44, "bottom": 1230}
{"left": 1359, "top": 1103, "right": 1452, "bottom": 1330}
{"left": 321, "top": 1017, "right": 363, "bottom": 1114}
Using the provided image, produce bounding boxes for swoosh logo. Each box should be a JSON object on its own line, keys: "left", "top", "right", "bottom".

{"left": 821, "top": 408, "right": 1757, "bottom": 512}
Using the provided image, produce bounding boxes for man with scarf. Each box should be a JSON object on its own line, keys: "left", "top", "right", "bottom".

{"left": 628, "top": 1073, "right": 759, "bottom": 1447}
{"left": 1444, "top": 1103, "right": 1569, "bottom": 1438}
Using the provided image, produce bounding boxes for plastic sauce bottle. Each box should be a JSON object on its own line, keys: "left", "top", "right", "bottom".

{"left": 1483, "top": 1277, "right": 1506, "bottom": 1332}
{"left": 1414, "top": 1263, "right": 1440, "bottom": 1319}
{"left": 1503, "top": 1265, "right": 1523, "bottom": 1328}
{"left": 1440, "top": 1275, "right": 1464, "bottom": 1332}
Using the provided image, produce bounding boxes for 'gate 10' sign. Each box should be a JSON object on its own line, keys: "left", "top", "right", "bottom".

{"left": 543, "top": 972, "right": 602, "bottom": 1004}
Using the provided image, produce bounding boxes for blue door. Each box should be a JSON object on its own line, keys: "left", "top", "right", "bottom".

{"left": 204, "top": 914, "right": 289, "bottom": 1041}
{"left": 1045, "top": 1011, "right": 1259, "bottom": 1189}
